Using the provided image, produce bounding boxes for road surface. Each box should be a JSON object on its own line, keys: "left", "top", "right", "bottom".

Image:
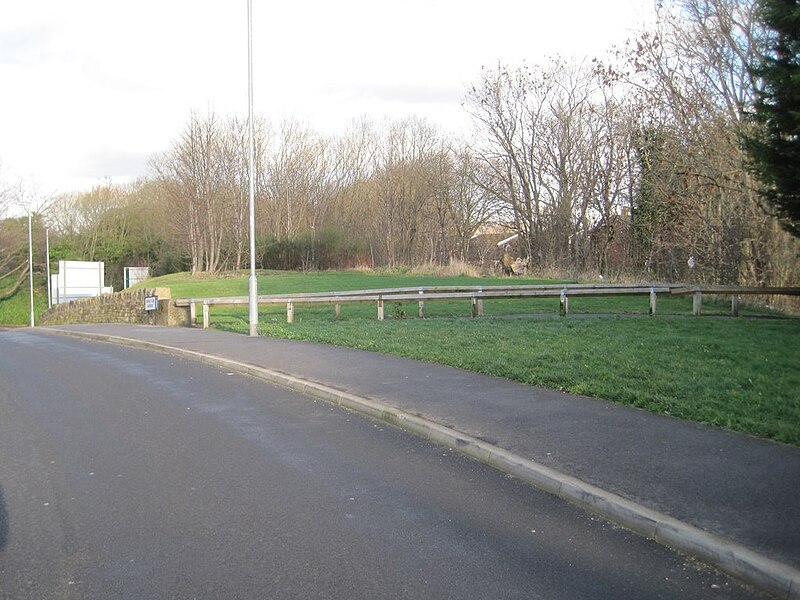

{"left": 0, "top": 329, "right": 767, "bottom": 599}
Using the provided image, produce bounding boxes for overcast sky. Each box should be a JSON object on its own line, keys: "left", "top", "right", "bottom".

{"left": 0, "top": 0, "right": 654, "bottom": 197}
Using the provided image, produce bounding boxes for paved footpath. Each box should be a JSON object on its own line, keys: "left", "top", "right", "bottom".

{"left": 42, "top": 324, "right": 800, "bottom": 597}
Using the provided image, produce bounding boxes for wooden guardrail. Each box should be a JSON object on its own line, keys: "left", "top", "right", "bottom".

{"left": 174, "top": 284, "right": 799, "bottom": 328}
{"left": 671, "top": 286, "right": 800, "bottom": 316}
{"left": 174, "top": 284, "right": 800, "bottom": 328}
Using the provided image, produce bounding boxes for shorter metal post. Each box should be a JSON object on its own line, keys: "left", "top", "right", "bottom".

{"left": 560, "top": 289, "right": 569, "bottom": 317}
{"left": 693, "top": 290, "right": 702, "bottom": 316}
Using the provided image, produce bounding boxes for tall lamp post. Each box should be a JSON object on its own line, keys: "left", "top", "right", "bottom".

{"left": 247, "top": 0, "right": 258, "bottom": 337}
{"left": 46, "top": 228, "right": 51, "bottom": 309}
{"left": 28, "top": 211, "right": 34, "bottom": 327}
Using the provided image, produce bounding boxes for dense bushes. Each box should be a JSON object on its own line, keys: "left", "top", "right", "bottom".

{"left": 258, "top": 229, "right": 369, "bottom": 272}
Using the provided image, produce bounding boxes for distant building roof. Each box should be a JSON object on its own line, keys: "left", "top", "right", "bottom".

{"left": 497, "top": 233, "right": 519, "bottom": 247}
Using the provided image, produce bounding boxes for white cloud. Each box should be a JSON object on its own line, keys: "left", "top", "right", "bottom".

{"left": 0, "top": 0, "right": 654, "bottom": 194}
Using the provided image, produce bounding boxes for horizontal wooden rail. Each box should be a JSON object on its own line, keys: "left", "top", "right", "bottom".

{"left": 173, "top": 283, "right": 675, "bottom": 307}
{"left": 671, "top": 286, "right": 800, "bottom": 296}
{"left": 175, "top": 284, "right": 798, "bottom": 328}
{"left": 670, "top": 286, "right": 800, "bottom": 316}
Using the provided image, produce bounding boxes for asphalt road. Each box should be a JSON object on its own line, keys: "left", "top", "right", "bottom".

{"left": 0, "top": 330, "right": 768, "bottom": 599}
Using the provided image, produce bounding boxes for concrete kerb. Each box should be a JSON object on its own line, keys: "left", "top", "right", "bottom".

{"left": 40, "top": 326, "right": 800, "bottom": 600}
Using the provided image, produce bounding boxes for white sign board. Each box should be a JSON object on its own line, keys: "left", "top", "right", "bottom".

{"left": 51, "top": 260, "right": 111, "bottom": 305}
{"left": 144, "top": 296, "right": 158, "bottom": 311}
{"left": 124, "top": 266, "right": 150, "bottom": 289}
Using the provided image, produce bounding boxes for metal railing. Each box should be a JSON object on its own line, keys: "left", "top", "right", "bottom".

{"left": 173, "top": 284, "right": 799, "bottom": 329}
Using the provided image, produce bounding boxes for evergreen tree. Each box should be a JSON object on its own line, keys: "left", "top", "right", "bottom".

{"left": 745, "top": 0, "right": 800, "bottom": 237}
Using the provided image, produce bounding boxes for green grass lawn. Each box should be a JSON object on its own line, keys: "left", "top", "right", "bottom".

{"left": 0, "top": 274, "right": 48, "bottom": 326}
{"left": 146, "top": 269, "right": 778, "bottom": 317}
{"left": 146, "top": 269, "right": 567, "bottom": 298}
{"left": 142, "top": 270, "right": 800, "bottom": 446}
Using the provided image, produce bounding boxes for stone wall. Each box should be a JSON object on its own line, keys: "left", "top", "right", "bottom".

{"left": 40, "top": 287, "right": 190, "bottom": 327}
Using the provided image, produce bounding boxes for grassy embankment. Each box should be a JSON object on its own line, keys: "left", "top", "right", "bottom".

{"left": 0, "top": 274, "right": 48, "bottom": 326}
{"left": 143, "top": 270, "right": 800, "bottom": 446}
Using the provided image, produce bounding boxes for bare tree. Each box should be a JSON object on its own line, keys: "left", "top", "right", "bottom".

{"left": 372, "top": 117, "right": 440, "bottom": 266}
{"left": 151, "top": 111, "right": 228, "bottom": 274}
{"left": 263, "top": 120, "right": 331, "bottom": 240}
{"left": 423, "top": 142, "right": 454, "bottom": 265}
{"left": 447, "top": 148, "right": 497, "bottom": 262}
{"left": 328, "top": 118, "right": 380, "bottom": 266}
{"left": 465, "top": 60, "right": 618, "bottom": 273}
{"left": 619, "top": 0, "right": 799, "bottom": 285}
{"left": 465, "top": 63, "right": 554, "bottom": 268}
{"left": 583, "top": 84, "right": 641, "bottom": 276}
{"left": 0, "top": 161, "right": 13, "bottom": 219}
{"left": 215, "top": 116, "right": 270, "bottom": 271}
{"left": 537, "top": 62, "right": 596, "bottom": 270}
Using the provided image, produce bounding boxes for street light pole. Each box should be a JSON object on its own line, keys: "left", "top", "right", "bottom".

{"left": 28, "top": 211, "right": 34, "bottom": 327}
{"left": 46, "top": 227, "right": 51, "bottom": 309}
{"left": 247, "top": 0, "right": 258, "bottom": 337}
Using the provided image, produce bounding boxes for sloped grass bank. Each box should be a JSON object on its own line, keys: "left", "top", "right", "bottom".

{"left": 145, "top": 270, "right": 799, "bottom": 445}
{"left": 0, "top": 274, "right": 48, "bottom": 325}
{"left": 212, "top": 314, "right": 800, "bottom": 446}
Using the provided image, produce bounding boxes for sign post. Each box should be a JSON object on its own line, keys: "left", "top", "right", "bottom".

{"left": 145, "top": 295, "right": 158, "bottom": 325}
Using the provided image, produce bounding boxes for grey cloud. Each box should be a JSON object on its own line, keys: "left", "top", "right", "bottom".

{"left": 75, "top": 149, "right": 151, "bottom": 180}
{"left": 0, "top": 25, "right": 56, "bottom": 67}
{"left": 328, "top": 81, "right": 463, "bottom": 105}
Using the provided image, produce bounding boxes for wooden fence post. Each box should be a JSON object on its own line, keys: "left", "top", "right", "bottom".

{"left": 377, "top": 297, "right": 384, "bottom": 321}
{"left": 471, "top": 295, "right": 479, "bottom": 317}
{"left": 560, "top": 289, "right": 569, "bottom": 317}
{"left": 190, "top": 302, "right": 197, "bottom": 325}
{"left": 202, "top": 302, "right": 210, "bottom": 329}
{"left": 693, "top": 290, "right": 702, "bottom": 316}
{"left": 335, "top": 304, "right": 341, "bottom": 319}
{"left": 731, "top": 294, "right": 739, "bottom": 317}
{"left": 649, "top": 287, "right": 657, "bottom": 315}
{"left": 287, "top": 301, "right": 294, "bottom": 324}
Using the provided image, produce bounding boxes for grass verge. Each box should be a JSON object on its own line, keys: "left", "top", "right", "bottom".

{"left": 0, "top": 274, "right": 48, "bottom": 326}
{"left": 140, "top": 270, "right": 800, "bottom": 446}
{"left": 213, "top": 313, "right": 800, "bottom": 446}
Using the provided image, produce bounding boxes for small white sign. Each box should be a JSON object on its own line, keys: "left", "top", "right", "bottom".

{"left": 145, "top": 296, "right": 158, "bottom": 311}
